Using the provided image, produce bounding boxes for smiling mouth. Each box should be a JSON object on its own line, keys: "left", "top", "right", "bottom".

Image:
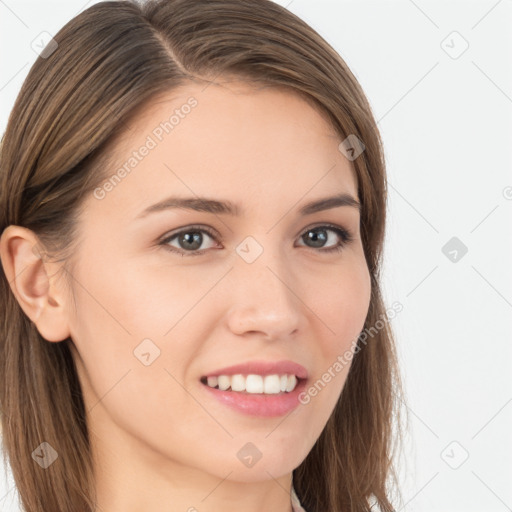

{"left": 200, "top": 374, "right": 304, "bottom": 394}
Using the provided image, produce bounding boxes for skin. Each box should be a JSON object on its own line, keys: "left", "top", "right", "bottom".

{"left": 0, "top": 78, "right": 371, "bottom": 512}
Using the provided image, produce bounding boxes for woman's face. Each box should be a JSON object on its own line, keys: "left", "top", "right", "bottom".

{"left": 64, "top": 79, "right": 371, "bottom": 488}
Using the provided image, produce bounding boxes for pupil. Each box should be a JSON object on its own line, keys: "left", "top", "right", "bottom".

{"left": 180, "top": 232, "right": 202, "bottom": 250}
{"left": 306, "top": 229, "right": 326, "bottom": 248}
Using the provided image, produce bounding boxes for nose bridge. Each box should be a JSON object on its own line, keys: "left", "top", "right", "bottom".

{"left": 225, "top": 235, "right": 302, "bottom": 338}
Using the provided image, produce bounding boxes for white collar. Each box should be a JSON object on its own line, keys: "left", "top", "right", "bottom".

{"left": 291, "top": 485, "right": 308, "bottom": 512}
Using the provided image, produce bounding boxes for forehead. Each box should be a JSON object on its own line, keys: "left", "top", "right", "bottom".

{"left": 124, "top": 78, "right": 338, "bottom": 141}
{"left": 91, "top": 79, "right": 358, "bottom": 217}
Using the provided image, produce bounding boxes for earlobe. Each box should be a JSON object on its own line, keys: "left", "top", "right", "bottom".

{"left": 0, "top": 225, "right": 72, "bottom": 343}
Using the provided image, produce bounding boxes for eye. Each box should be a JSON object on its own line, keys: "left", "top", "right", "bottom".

{"left": 159, "top": 225, "right": 219, "bottom": 257}
{"left": 158, "top": 223, "right": 354, "bottom": 257}
{"left": 296, "top": 223, "right": 354, "bottom": 253}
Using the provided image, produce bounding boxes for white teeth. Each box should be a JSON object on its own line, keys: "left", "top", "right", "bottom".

{"left": 246, "top": 374, "right": 264, "bottom": 393}
{"left": 285, "top": 374, "right": 297, "bottom": 392}
{"left": 217, "top": 375, "right": 230, "bottom": 391}
{"left": 207, "top": 376, "right": 218, "bottom": 388}
{"left": 263, "top": 375, "right": 281, "bottom": 394}
{"left": 231, "top": 374, "right": 245, "bottom": 392}
{"left": 204, "top": 373, "right": 300, "bottom": 394}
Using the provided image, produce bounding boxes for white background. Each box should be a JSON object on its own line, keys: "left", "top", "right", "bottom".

{"left": 1, "top": 1, "right": 511, "bottom": 511}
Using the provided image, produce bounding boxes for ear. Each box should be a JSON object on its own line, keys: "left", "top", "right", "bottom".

{"left": 0, "top": 225, "right": 72, "bottom": 342}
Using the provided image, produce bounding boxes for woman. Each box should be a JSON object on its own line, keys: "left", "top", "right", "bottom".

{"left": 0, "top": 1, "right": 405, "bottom": 511}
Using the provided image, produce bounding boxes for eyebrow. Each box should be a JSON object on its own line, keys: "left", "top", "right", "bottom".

{"left": 136, "top": 192, "right": 361, "bottom": 219}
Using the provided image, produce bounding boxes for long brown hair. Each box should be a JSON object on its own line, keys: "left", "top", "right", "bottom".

{"left": 0, "top": 1, "right": 406, "bottom": 510}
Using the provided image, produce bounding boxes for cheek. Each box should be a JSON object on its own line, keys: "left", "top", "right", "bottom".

{"left": 67, "top": 254, "right": 219, "bottom": 403}
{"left": 310, "top": 255, "right": 371, "bottom": 351}
{"left": 293, "top": 258, "right": 371, "bottom": 445}
{"left": 72, "top": 251, "right": 204, "bottom": 338}
{"left": 67, "top": 262, "right": 205, "bottom": 439}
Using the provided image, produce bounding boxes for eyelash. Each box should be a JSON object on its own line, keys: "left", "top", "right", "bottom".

{"left": 158, "top": 223, "right": 354, "bottom": 257}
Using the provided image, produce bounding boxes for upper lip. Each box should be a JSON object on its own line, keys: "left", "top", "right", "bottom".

{"left": 202, "top": 360, "right": 308, "bottom": 380}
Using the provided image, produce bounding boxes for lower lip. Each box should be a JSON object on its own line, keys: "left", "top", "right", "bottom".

{"left": 200, "top": 379, "right": 308, "bottom": 417}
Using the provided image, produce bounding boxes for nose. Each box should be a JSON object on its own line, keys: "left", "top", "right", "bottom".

{"left": 225, "top": 249, "right": 302, "bottom": 341}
